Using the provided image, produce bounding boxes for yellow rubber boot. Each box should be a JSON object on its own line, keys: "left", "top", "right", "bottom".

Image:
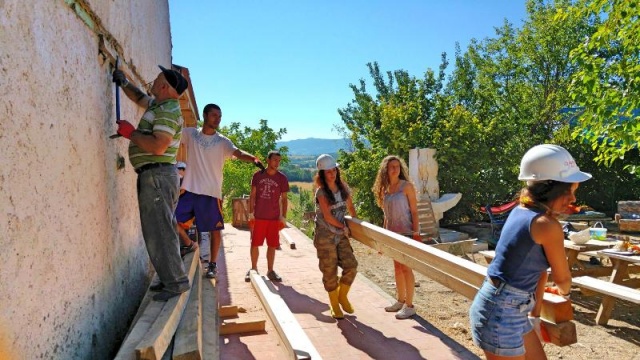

{"left": 338, "top": 283, "right": 354, "bottom": 314}
{"left": 328, "top": 289, "right": 344, "bottom": 319}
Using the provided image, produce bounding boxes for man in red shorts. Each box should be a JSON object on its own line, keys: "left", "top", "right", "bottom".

{"left": 246, "top": 150, "right": 289, "bottom": 282}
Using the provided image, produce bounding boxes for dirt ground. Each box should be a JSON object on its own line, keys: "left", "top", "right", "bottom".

{"left": 350, "top": 224, "right": 640, "bottom": 360}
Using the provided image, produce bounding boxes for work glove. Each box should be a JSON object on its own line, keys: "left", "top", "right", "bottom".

{"left": 112, "top": 69, "right": 129, "bottom": 88}
{"left": 545, "top": 286, "right": 570, "bottom": 299}
{"left": 116, "top": 120, "right": 135, "bottom": 139}
{"left": 528, "top": 316, "right": 543, "bottom": 342}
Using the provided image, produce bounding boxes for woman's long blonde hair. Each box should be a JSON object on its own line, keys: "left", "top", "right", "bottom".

{"left": 372, "top": 155, "right": 412, "bottom": 208}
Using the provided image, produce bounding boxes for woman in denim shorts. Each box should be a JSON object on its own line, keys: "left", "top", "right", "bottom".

{"left": 469, "top": 144, "right": 591, "bottom": 359}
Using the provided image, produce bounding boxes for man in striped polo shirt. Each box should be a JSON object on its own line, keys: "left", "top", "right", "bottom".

{"left": 113, "top": 65, "right": 190, "bottom": 301}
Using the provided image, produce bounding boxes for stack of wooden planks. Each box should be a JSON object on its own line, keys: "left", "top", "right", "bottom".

{"left": 113, "top": 250, "right": 221, "bottom": 360}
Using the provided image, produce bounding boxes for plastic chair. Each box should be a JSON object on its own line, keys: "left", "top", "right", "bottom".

{"left": 483, "top": 201, "right": 518, "bottom": 249}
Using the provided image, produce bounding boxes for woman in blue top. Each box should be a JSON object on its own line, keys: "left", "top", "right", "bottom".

{"left": 469, "top": 144, "right": 591, "bottom": 359}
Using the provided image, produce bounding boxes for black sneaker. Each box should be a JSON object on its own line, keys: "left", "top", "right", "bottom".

{"left": 180, "top": 241, "right": 197, "bottom": 257}
{"left": 205, "top": 262, "right": 217, "bottom": 279}
{"left": 267, "top": 270, "right": 282, "bottom": 282}
{"left": 153, "top": 290, "right": 182, "bottom": 302}
{"left": 149, "top": 282, "right": 165, "bottom": 292}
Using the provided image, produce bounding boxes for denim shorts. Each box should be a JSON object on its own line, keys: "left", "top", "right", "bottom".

{"left": 469, "top": 278, "right": 535, "bottom": 357}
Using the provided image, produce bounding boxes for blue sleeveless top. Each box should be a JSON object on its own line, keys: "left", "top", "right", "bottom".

{"left": 487, "top": 206, "right": 550, "bottom": 293}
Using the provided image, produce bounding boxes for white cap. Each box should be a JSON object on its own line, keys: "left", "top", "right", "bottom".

{"left": 176, "top": 161, "right": 186, "bottom": 169}
{"left": 316, "top": 154, "right": 338, "bottom": 171}
{"left": 518, "top": 144, "right": 591, "bottom": 183}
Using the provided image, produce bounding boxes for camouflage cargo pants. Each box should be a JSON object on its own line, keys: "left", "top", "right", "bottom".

{"left": 313, "top": 225, "right": 358, "bottom": 292}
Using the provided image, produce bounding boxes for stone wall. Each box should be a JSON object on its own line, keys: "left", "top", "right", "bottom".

{"left": 0, "top": 1, "right": 173, "bottom": 358}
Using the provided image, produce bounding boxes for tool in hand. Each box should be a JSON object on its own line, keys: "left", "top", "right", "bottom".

{"left": 109, "top": 57, "right": 122, "bottom": 139}
{"left": 254, "top": 159, "right": 266, "bottom": 173}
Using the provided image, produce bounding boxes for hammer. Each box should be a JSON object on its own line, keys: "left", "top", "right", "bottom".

{"left": 109, "top": 57, "right": 122, "bottom": 139}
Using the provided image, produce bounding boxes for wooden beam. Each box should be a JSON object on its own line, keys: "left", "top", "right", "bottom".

{"left": 376, "top": 241, "right": 479, "bottom": 299}
{"left": 98, "top": 35, "right": 144, "bottom": 88}
{"left": 172, "top": 265, "right": 202, "bottom": 360}
{"left": 200, "top": 277, "right": 219, "bottom": 360}
{"left": 219, "top": 320, "right": 266, "bottom": 335}
{"left": 346, "top": 217, "right": 577, "bottom": 346}
{"left": 539, "top": 293, "right": 574, "bottom": 324}
{"left": 135, "top": 250, "right": 201, "bottom": 360}
{"left": 347, "top": 218, "right": 487, "bottom": 286}
{"left": 542, "top": 320, "right": 577, "bottom": 346}
{"left": 113, "top": 294, "right": 165, "bottom": 359}
{"left": 218, "top": 305, "right": 239, "bottom": 318}
{"left": 280, "top": 228, "right": 297, "bottom": 250}
{"left": 250, "top": 271, "right": 321, "bottom": 360}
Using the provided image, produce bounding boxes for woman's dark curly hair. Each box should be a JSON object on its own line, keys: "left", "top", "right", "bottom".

{"left": 314, "top": 168, "right": 350, "bottom": 203}
{"left": 519, "top": 180, "right": 573, "bottom": 214}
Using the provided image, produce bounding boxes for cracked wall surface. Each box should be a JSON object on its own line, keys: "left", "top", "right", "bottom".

{"left": 0, "top": 1, "right": 174, "bottom": 358}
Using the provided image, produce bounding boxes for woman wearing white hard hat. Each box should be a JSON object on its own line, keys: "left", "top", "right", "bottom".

{"left": 313, "top": 154, "right": 358, "bottom": 319}
{"left": 469, "top": 144, "right": 591, "bottom": 359}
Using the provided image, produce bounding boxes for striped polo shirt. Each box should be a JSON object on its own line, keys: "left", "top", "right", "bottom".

{"left": 128, "top": 98, "right": 183, "bottom": 170}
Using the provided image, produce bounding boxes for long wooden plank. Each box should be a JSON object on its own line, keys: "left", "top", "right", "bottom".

{"left": 280, "top": 228, "right": 297, "bottom": 249}
{"left": 347, "top": 218, "right": 487, "bottom": 286}
{"left": 135, "top": 250, "right": 201, "bottom": 360}
{"left": 539, "top": 293, "right": 574, "bottom": 324}
{"left": 573, "top": 276, "right": 640, "bottom": 304}
{"left": 219, "top": 320, "right": 266, "bottom": 335}
{"left": 250, "top": 271, "right": 322, "bottom": 360}
{"left": 542, "top": 320, "right": 577, "bottom": 346}
{"left": 218, "top": 305, "right": 238, "bottom": 318}
{"left": 172, "top": 264, "right": 202, "bottom": 360}
{"left": 347, "top": 217, "right": 576, "bottom": 346}
{"left": 114, "top": 294, "right": 165, "bottom": 360}
{"left": 283, "top": 226, "right": 316, "bottom": 250}
{"left": 201, "top": 277, "right": 219, "bottom": 360}
{"left": 376, "top": 242, "right": 479, "bottom": 299}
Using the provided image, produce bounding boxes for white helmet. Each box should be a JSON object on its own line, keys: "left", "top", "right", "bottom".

{"left": 176, "top": 161, "right": 187, "bottom": 170}
{"left": 316, "top": 154, "right": 338, "bottom": 170}
{"left": 518, "top": 144, "right": 592, "bottom": 183}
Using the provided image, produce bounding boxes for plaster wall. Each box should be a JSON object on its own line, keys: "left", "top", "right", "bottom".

{"left": 0, "top": 1, "right": 174, "bottom": 358}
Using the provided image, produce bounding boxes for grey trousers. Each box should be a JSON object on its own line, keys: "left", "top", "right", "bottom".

{"left": 137, "top": 165, "right": 189, "bottom": 293}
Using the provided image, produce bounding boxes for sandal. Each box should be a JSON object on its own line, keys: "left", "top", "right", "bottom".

{"left": 180, "top": 240, "right": 198, "bottom": 257}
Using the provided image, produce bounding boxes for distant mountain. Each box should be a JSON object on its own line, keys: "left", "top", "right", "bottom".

{"left": 277, "top": 138, "right": 355, "bottom": 156}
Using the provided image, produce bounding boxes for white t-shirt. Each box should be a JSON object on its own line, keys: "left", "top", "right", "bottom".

{"left": 181, "top": 128, "right": 238, "bottom": 199}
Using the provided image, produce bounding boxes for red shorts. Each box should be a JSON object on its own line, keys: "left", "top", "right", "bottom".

{"left": 251, "top": 219, "right": 281, "bottom": 248}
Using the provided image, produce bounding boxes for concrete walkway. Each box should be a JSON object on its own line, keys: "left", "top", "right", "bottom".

{"left": 215, "top": 225, "right": 480, "bottom": 360}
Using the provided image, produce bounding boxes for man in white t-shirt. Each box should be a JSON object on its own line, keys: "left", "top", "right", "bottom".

{"left": 176, "top": 103, "right": 263, "bottom": 279}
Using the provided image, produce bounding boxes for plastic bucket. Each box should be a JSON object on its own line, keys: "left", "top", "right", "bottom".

{"left": 589, "top": 222, "right": 608, "bottom": 240}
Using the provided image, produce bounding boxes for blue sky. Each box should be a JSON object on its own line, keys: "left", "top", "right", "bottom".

{"left": 168, "top": 1, "right": 527, "bottom": 141}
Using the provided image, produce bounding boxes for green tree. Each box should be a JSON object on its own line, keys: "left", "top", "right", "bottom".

{"left": 440, "top": 0, "right": 596, "bottom": 220}
{"left": 565, "top": 0, "right": 640, "bottom": 174}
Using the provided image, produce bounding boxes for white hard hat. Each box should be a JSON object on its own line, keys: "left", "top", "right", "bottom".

{"left": 176, "top": 161, "right": 187, "bottom": 169}
{"left": 518, "top": 144, "right": 592, "bottom": 183}
{"left": 316, "top": 154, "right": 338, "bottom": 171}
